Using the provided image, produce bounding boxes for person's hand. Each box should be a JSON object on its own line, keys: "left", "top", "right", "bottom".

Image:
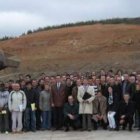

{"left": 85, "top": 100, "right": 90, "bottom": 103}
{"left": 120, "top": 119, "right": 125, "bottom": 124}
{"left": 70, "top": 115, "right": 75, "bottom": 120}
{"left": 96, "top": 114, "right": 100, "bottom": 119}
{"left": 51, "top": 103, "right": 55, "bottom": 107}
{"left": 68, "top": 114, "right": 75, "bottom": 120}
{"left": 99, "top": 115, "right": 103, "bottom": 120}
{"left": 121, "top": 115, "right": 125, "bottom": 119}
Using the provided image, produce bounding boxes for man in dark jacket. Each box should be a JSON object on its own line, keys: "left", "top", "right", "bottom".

{"left": 119, "top": 94, "right": 135, "bottom": 131}
{"left": 63, "top": 96, "right": 80, "bottom": 131}
{"left": 32, "top": 79, "right": 41, "bottom": 130}
{"left": 133, "top": 83, "right": 140, "bottom": 130}
{"left": 51, "top": 75, "right": 66, "bottom": 130}
{"left": 122, "top": 73, "right": 130, "bottom": 96}
{"left": 24, "top": 82, "right": 37, "bottom": 132}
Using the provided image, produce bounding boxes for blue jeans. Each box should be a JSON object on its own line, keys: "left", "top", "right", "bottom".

{"left": 24, "top": 108, "right": 36, "bottom": 131}
{"left": 41, "top": 111, "right": 51, "bottom": 129}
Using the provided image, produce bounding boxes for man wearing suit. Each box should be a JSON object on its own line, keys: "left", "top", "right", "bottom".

{"left": 51, "top": 75, "right": 66, "bottom": 130}
{"left": 122, "top": 73, "right": 130, "bottom": 96}
{"left": 77, "top": 78, "right": 95, "bottom": 131}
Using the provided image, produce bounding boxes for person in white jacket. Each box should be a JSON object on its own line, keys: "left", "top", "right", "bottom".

{"left": 77, "top": 78, "right": 95, "bottom": 131}
{"left": 8, "top": 83, "right": 27, "bottom": 133}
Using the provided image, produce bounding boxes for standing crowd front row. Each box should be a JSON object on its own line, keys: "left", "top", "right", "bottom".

{"left": 0, "top": 69, "right": 140, "bottom": 134}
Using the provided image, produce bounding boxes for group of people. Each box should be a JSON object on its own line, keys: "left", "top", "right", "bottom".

{"left": 0, "top": 69, "right": 140, "bottom": 134}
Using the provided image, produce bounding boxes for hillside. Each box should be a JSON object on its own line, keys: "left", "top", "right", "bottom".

{"left": 0, "top": 24, "right": 140, "bottom": 76}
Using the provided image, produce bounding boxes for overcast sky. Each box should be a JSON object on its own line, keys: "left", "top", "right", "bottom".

{"left": 0, "top": 0, "right": 139, "bottom": 37}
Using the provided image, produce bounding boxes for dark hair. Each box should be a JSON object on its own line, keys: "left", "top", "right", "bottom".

{"left": 26, "top": 81, "right": 32, "bottom": 86}
{"left": 26, "top": 74, "right": 31, "bottom": 78}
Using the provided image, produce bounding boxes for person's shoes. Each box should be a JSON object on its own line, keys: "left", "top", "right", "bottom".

{"left": 64, "top": 127, "right": 69, "bottom": 132}
{"left": 5, "top": 131, "right": 9, "bottom": 134}
{"left": 137, "top": 128, "right": 140, "bottom": 131}
{"left": 88, "top": 129, "right": 92, "bottom": 132}
{"left": 122, "top": 126, "right": 126, "bottom": 130}
{"left": 31, "top": 129, "right": 36, "bottom": 132}
{"left": 12, "top": 131, "right": 17, "bottom": 134}
{"left": 80, "top": 128, "right": 86, "bottom": 131}
{"left": 114, "top": 127, "right": 119, "bottom": 131}
{"left": 129, "top": 127, "right": 132, "bottom": 132}
{"left": 17, "top": 131, "right": 23, "bottom": 134}
{"left": 23, "top": 129, "right": 29, "bottom": 132}
{"left": 41, "top": 128, "right": 46, "bottom": 131}
{"left": 109, "top": 128, "right": 113, "bottom": 131}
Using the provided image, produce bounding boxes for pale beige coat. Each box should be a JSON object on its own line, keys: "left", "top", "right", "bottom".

{"left": 77, "top": 85, "right": 95, "bottom": 114}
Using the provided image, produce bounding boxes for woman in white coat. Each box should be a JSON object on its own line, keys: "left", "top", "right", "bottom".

{"left": 77, "top": 78, "right": 95, "bottom": 131}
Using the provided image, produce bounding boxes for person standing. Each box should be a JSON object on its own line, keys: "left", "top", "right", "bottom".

{"left": 39, "top": 84, "right": 51, "bottom": 130}
{"left": 0, "top": 83, "right": 9, "bottom": 134}
{"left": 77, "top": 78, "right": 95, "bottom": 131}
{"left": 32, "top": 79, "right": 42, "bottom": 130}
{"left": 8, "top": 83, "right": 27, "bottom": 133}
{"left": 51, "top": 75, "right": 66, "bottom": 130}
{"left": 24, "top": 82, "right": 37, "bottom": 132}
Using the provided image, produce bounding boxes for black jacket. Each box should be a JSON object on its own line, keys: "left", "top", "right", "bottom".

{"left": 107, "top": 92, "right": 119, "bottom": 112}
{"left": 133, "top": 90, "right": 140, "bottom": 111}
{"left": 24, "top": 88, "right": 37, "bottom": 108}
{"left": 119, "top": 100, "right": 135, "bottom": 118}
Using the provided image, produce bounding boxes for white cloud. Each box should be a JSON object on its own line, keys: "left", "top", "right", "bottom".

{"left": 0, "top": 11, "right": 47, "bottom": 37}
{"left": 0, "top": 0, "right": 139, "bottom": 37}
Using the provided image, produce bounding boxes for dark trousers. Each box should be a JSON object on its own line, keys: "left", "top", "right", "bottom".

{"left": 36, "top": 109, "right": 41, "bottom": 130}
{"left": 137, "top": 111, "right": 140, "bottom": 128}
{"left": 82, "top": 114, "right": 92, "bottom": 130}
{"left": 122, "top": 116, "right": 133, "bottom": 130}
{"left": 24, "top": 108, "right": 36, "bottom": 131}
{"left": 64, "top": 116, "right": 80, "bottom": 129}
{"left": 0, "top": 112, "right": 9, "bottom": 132}
{"left": 53, "top": 107, "right": 63, "bottom": 129}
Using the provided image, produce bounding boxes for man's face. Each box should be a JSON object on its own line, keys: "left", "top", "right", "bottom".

{"left": 68, "top": 96, "right": 74, "bottom": 104}
{"left": 108, "top": 87, "right": 113, "bottom": 93}
{"left": 109, "top": 78, "right": 115, "bottom": 85}
{"left": 76, "top": 79, "right": 81, "bottom": 87}
{"left": 123, "top": 94, "right": 130, "bottom": 102}
{"left": 25, "top": 76, "right": 31, "bottom": 82}
{"left": 97, "top": 92, "right": 102, "bottom": 97}
{"left": 124, "top": 74, "right": 129, "bottom": 81}
{"left": 129, "top": 76, "right": 136, "bottom": 83}
{"left": 83, "top": 79, "right": 88, "bottom": 85}
{"left": 66, "top": 79, "right": 71, "bottom": 85}
{"left": 88, "top": 79, "right": 93, "bottom": 85}
{"left": 62, "top": 75, "right": 66, "bottom": 81}
{"left": 96, "top": 79, "right": 100, "bottom": 85}
{"left": 26, "top": 84, "right": 32, "bottom": 90}
{"left": 100, "top": 76, "right": 106, "bottom": 83}
{"left": 137, "top": 75, "right": 140, "bottom": 81}
{"left": 116, "top": 76, "right": 122, "bottom": 83}
{"left": 32, "top": 80, "right": 38, "bottom": 87}
{"left": 13, "top": 84, "right": 20, "bottom": 91}
{"left": 56, "top": 76, "right": 61, "bottom": 83}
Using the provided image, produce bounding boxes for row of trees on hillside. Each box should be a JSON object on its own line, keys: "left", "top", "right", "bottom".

{"left": 0, "top": 17, "right": 140, "bottom": 41}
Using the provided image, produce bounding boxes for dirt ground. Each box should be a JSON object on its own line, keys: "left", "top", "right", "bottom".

{"left": 0, "top": 130, "right": 140, "bottom": 140}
